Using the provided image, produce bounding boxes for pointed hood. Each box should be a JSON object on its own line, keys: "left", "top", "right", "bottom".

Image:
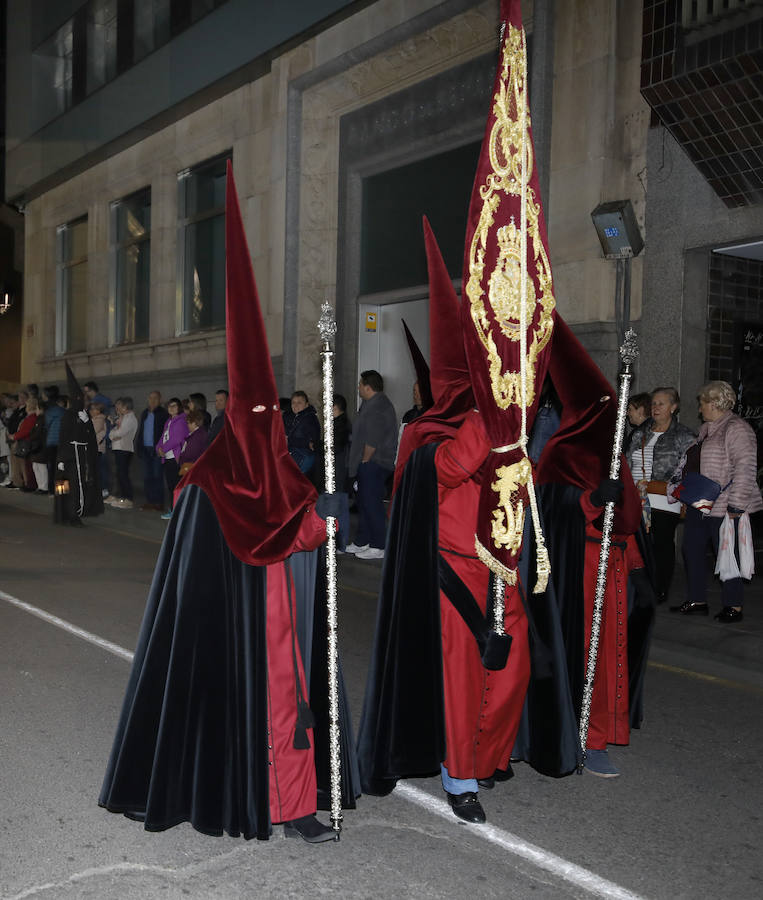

{"left": 180, "top": 163, "right": 317, "bottom": 565}
{"left": 536, "top": 313, "right": 641, "bottom": 533}
{"left": 401, "top": 319, "right": 433, "bottom": 411}
{"left": 393, "top": 218, "right": 475, "bottom": 491}
{"left": 65, "top": 361, "right": 85, "bottom": 412}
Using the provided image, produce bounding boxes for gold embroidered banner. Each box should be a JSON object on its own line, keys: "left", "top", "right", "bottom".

{"left": 461, "top": 0, "right": 555, "bottom": 584}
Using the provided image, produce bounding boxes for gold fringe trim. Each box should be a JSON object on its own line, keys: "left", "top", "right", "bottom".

{"left": 532, "top": 543, "right": 551, "bottom": 594}
{"left": 474, "top": 536, "right": 518, "bottom": 585}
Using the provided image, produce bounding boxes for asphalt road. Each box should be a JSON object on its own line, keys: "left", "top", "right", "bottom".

{"left": 1, "top": 493, "right": 762, "bottom": 900}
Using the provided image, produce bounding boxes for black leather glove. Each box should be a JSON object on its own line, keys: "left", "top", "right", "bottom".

{"left": 629, "top": 567, "right": 657, "bottom": 609}
{"left": 315, "top": 492, "right": 343, "bottom": 521}
{"left": 591, "top": 478, "right": 623, "bottom": 508}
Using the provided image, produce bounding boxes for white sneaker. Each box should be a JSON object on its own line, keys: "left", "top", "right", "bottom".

{"left": 355, "top": 546, "right": 384, "bottom": 560}
{"left": 114, "top": 498, "right": 134, "bottom": 509}
{"left": 102, "top": 489, "right": 110, "bottom": 498}
{"left": 345, "top": 542, "right": 370, "bottom": 554}
{"left": 104, "top": 496, "right": 120, "bottom": 506}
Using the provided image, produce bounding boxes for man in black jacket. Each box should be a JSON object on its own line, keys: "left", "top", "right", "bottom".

{"left": 136, "top": 391, "right": 170, "bottom": 511}
{"left": 207, "top": 389, "right": 228, "bottom": 445}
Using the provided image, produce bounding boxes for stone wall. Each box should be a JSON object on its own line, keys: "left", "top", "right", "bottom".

{"left": 642, "top": 124, "right": 763, "bottom": 411}
{"left": 548, "top": 0, "right": 650, "bottom": 382}
{"left": 19, "top": 0, "right": 651, "bottom": 405}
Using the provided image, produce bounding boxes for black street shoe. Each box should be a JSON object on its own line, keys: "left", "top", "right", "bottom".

{"left": 669, "top": 600, "right": 708, "bottom": 615}
{"left": 477, "top": 763, "right": 515, "bottom": 789}
{"left": 283, "top": 814, "right": 338, "bottom": 843}
{"left": 714, "top": 606, "right": 743, "bottom": 623}
{"left": 446, "top": 791, "right": 486, "bottom": 824}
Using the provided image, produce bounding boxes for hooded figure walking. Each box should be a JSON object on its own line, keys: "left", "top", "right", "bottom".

{"left": 54, "top": 363, "right": 104, "bottom": 526}
{"left": 99, "top": 164, "right": 357, "bottom": 843}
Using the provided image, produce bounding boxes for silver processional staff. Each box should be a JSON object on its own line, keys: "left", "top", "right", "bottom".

{"left": 578, "top": 329, "right": 639, "bottom": 768}
{"left": 317, "top": 300, "right": 343, "bottom": 836}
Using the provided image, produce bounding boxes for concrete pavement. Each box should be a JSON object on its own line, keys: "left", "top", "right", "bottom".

{"left": 3, "top": 484, "right": 761, "bottom": 679}
{"left": 1, "top": 487, "right": 762, "bottom": 899}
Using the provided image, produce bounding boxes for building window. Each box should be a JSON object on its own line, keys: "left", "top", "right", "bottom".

{"left": 134, "top": 0, "right": 171, "bottom": 64}
{"left": 111, "top": 188, "right": 151, "bottom": 345}
{"left": 177, "top": 152, "right": 229, "bottom": 333}
{"left": 87, "top": 0, "right": 118, "bottom": 93}
{"left": 35, "top": 0, "right": 229, "bottom": 113}
{"left": 37, "top": 19, "right": 75, "bottom": 114}
{"left": 56, "top": 217, "right": 89, "bottom": 354}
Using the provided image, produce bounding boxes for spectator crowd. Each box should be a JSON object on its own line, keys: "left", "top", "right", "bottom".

{"left": 1, "top": 372, "right": 759, "bottom": 621}
{"left": 1, "top": 382, "right": 229, "bottom": 519}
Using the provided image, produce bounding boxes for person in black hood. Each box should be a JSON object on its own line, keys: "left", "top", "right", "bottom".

{"left": 54, "top": 364, "right": 104, "bottom": 526}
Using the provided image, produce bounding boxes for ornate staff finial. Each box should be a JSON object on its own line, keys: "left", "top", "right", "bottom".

{"left": 318, "top": 301, "right": 337, "bottom": 344}
{"left": 620, "top": 329, "right": 639, "bottom": 367}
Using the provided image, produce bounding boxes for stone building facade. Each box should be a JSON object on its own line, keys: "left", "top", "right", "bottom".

{"left": 6, "top": 0, "right": 650, "bottom": 408}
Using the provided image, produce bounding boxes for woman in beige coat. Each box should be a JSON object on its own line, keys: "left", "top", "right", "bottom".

{"left": 671, "top": 381, "right": 762, "bottom": 622}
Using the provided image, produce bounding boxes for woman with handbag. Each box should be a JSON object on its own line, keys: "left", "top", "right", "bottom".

{"left": 10, "top": 395, "right": 44, "bottom": 492}
{"left": 670, "top": 381, "right": 762, "bottom": 622}
{"left": 626, "top": 387, "right": 696, "bottom": 604}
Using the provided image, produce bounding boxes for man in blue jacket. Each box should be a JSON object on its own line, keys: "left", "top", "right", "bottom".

{"left": 43, "top": 386, "right": 65, "bottom": 495}
{"left": 136, "top": 391, "right": 170, "bottom": 511}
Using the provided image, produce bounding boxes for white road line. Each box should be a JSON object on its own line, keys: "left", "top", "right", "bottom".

{"left": 1, "top": 588, "right": 646, "bottom": 900}
{"left": 0, "top": 590, "right": 135, "bottom": 662}
{"left": 395, "top": 782, "right": 646, "bottom": 900}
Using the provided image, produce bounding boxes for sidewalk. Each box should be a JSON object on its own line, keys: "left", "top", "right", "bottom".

{"left": 2, "top": 486, "right": 761, "bottom": 678}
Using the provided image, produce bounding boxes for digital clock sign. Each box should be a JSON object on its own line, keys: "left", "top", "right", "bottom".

{"left": 591, "top": 200, "right": 643, "bottom": 259}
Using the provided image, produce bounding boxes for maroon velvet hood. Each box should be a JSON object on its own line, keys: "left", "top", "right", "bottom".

{"left": 180, "top": 163, "right": 317, "bottom": 565}
{"left": 536, "top": 314, "right": 641, "bottom": 534}
{"left": 393, "top": 218, "right": 476, "bottom": 493}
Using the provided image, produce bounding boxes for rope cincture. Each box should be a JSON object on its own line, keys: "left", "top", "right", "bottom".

{"left": 71, "top": 441, "right": 88, "bottom": 516}
{"left": 516, "top": 27, "right": 550, "bottom": 595}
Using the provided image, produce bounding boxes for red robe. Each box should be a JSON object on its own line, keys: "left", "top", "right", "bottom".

{"left": 265, "top": 508, "right": 326, "bottom": 823}
{"left": 435, "top": 411, "right": 531, "bottom": 779}
{"left": 579, "top": 491, "right": 644, "bottom": 750}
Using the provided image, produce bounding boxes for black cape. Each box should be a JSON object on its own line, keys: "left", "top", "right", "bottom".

{"left": 55, "top": 410, "right": 103, "bottom": 522}
{"left": 99, "top": 484, "right": 358, "bottom": 839}
{"left": 357, "top": 443, "right": 569, "bottom": 794}
{"left": 357, "top": 444, "right": 444, "bottom": 795}
{"left": 512, "top": 482, "right": 656, "bottom": 775}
